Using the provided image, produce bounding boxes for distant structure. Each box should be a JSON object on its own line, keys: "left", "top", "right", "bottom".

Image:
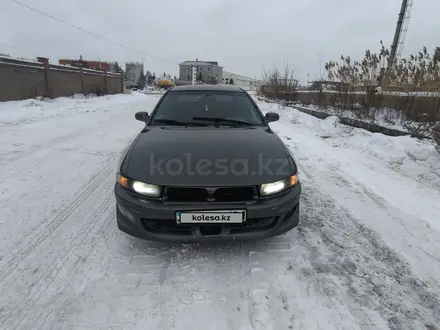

{"left": 178, "top": 58, "right": 261, "bottom": 88}
{"left": 388, "top": 0, "right": 413, "bottom": 70}
{"left": 59, "top": 58, "right": 113, "bottom": 72}
{"left": 179, "top": 59, "right": 223, "bottom": 84}
{"left": 125, "top": 62, "right": 144, "bottom": 88}
{"left": 307, "top": 80, "right": 348, "bottom": 91}
{"left": 222, "top": 71, "right": 262, "bottom": 88}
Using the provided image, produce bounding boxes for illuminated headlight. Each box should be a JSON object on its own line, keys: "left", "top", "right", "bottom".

{"left": 117, "top": 173, "right": 162, "bottom": 198}
{"left": 260, "top": 174, "right": 298, "bottom": 197}
{"left": 132, "top": 181, "right": 161, "bottom": 197}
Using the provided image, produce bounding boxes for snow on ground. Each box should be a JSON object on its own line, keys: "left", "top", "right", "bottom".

{"left": 265, "top": 101, "right": 440, "bottom": 310}
{"left": 0, "top": 93, "right": 439, "bottom": 330}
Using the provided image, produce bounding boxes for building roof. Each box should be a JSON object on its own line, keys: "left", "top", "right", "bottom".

{"left": 179, "top": 60, "right": 223, "bottom": 68}
{"left": 169, "top": 84, "right": 243, "bottom": 92}
{"left": 59, "top": 59, "right": 109, "bottom": 63}
{"left": 309, "top": 80, "right": 349, "bottom": 86}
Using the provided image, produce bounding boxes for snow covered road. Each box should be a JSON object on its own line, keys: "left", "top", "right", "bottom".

{"left": 0, "top": 93, "right": 439, "bottom": 330}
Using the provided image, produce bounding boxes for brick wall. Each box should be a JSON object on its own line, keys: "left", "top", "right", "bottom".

{"left": 0, "top": 57, "right": 124, "bottom": 102}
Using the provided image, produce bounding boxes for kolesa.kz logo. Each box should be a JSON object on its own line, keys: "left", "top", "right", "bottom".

{"left": 192, "top": 214, "right": 231, "bottom": 221}
{"left": 148, "top": 153, "right": 292, "bottom": 176}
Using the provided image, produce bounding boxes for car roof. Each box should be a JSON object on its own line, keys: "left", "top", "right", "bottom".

{"left": 169, "top": 84, "right": 244, "bottom": 92}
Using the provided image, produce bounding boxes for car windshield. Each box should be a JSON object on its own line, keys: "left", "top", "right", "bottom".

{"left": 149, "top": 90, "right": 266, "bottom": 126}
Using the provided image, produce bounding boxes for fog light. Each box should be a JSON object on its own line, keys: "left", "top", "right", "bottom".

{"left": 117, "top": 204, "right": 135, "bottom": 223}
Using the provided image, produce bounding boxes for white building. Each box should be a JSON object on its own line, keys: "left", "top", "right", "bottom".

{"left": 221, "top": 71, "right": 262, "bottom": 89}
{"left": 179, "top": 59, "right": 223, "bottom": 84}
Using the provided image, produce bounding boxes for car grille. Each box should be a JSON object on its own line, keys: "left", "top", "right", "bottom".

{"left": 164, "top": 186, "right": 257, "bottom": 202}
{"left": 141, "top": 216, "right": 277, "bottom": 235}
{"left": 166, "top": 187, "right": 209, "bottom": 202}
{"left": 214, "top": 187, "right": 255, "bottom": 202}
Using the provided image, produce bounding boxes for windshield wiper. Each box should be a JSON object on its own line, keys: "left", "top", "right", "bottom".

{"left": 151, "top": 119, "right": 208, "bottom": 126}
{"left": 192, "top": 116, "right": 254, "bottom": 126}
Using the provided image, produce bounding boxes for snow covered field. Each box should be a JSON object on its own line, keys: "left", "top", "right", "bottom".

{"left": 0, "top": 92, "right": 439, "bottom": 330}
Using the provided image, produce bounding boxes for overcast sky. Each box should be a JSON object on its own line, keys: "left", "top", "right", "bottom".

{"left": 1, "top": 0, "right": 439, "bottom": 84}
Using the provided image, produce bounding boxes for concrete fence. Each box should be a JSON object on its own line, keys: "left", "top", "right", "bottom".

{"left": 260, "top": 87, "right": 440, "bottom": 122}
{"left": 0, "top": 56, "right": 124, "bottom": 102}
{"left": 258, "top": 96, "right": 430, "bottom": 139}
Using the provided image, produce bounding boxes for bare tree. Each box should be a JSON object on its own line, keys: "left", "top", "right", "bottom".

{"left": 261, "top": 62, "right": 298, "bottom": 100}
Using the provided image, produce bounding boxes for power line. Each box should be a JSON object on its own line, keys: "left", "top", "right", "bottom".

{"left": 8, "top": 0, "right": 177, "bottom": 65}
{"left": 0, "top": 41, "right": 36, "bottom": 59}
{"left": 0, "top": 41, "right": 25, "bottom": 51}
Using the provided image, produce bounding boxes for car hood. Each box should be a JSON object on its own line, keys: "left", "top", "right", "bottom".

{"left": 125, "top": 127, "right": 293, "bottom": 186}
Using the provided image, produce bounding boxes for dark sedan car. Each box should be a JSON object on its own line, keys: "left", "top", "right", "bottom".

{"left": 114, "top": 84, "right": 301, "bottom": 242}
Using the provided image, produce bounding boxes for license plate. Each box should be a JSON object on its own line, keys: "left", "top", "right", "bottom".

{"left": 176, "top": 210, "right": 246, "bottom": 224}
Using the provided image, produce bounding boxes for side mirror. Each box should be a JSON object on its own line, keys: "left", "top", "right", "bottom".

{"left": 135, "top": 111, "right": 149, "bottom": 122}
{"left": 265, "top": 112, "right": 279, "bottom": 123}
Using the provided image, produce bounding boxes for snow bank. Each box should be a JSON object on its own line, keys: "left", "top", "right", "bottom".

{"left": 260, "top": 101, "right": 440, "bottom": 189}
{"left": 318, "top": 115, "right": 340, "bottom": 135}
{"left": 0, "top": 92, "right": 148, "bottom": 128}
{"left": 259, "top": 98, "right": 440, "bottom": 294}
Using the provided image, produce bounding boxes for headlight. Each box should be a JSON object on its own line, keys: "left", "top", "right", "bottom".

{"left": 132, "top": 181, "right": 162, "bottom": 197}
{"left": 117, "top": 173, "right": 162, "bottom": 198}
{"left": 260, "top": 174, "right": 298, "bottom": 197}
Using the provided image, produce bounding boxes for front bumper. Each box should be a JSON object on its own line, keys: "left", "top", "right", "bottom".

{"left": 114, "top": 182, "right": 301, "bottom": 242}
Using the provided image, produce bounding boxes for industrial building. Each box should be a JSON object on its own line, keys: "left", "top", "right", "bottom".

{"left": 221, "top": 71, "right": 262, "bottom": 88}
{"left": 125, "top": 62, "right": 144, "bottom": 87}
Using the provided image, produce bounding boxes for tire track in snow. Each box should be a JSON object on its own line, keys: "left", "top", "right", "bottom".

{"left": 324, "top": 162, "right": 440, "bottom": 286}
{"left": 242, "top": 239, "right": 304, "bottom": 330}
{"left": 0, "top": 102, "right": 140, "bottom": 167}
{"left": 278, "top": 129, "right": 440, "bottom": 328}
{"left": 240, "top": 231, "right": 379, "bottom": 330}
{"left": 266, "top": 125, "right": 438, "bottom": 329}
{"left": 298, "top": 173, "right": 440, "bottom": 330}
{"left": 3, "top": 171, "right": 116, "bottom": 329}
{"left": 142, "top": 244, "right": 250, "bottom": 330}
{"left": 0, "top": 95, "right": 159, "bottom": 329}
{"left": 284, "top": 127, "right": 440, "bottom": 272}
{"left": 36, "top": 192, "right": 116, "bottom": 330}
{"left": 56, "top": 240, "right": 251, "bottom": 330}
{"left": 0, "top": 158, "right": 117, "bottom": 282}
